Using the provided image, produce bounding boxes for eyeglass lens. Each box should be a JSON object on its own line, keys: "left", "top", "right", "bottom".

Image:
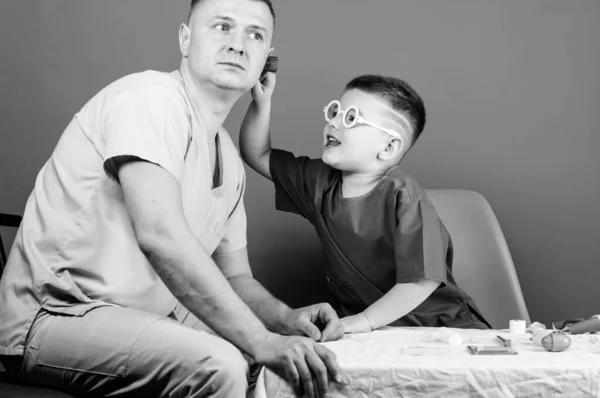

{"left": 326, "top": 102, "right": 339, "bottom": 121}
{"left": 344, "top": 107, "right": 357, "bottom": 127}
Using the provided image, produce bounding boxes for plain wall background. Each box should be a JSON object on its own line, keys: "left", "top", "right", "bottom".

{"left": 1, "top": 0, "right": 598, "bottom": 326}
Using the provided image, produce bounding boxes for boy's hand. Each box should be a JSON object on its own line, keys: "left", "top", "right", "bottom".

{"left": 283, "top": 303, "right": 344, "bottom": 342}
{"left": 251, "top": 71, "right": 276, "bottom": 106}
{"left": 341, "top": 313, "right": 373, "bottom": 334}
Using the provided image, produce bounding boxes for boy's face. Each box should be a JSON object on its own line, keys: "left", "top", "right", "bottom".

{"left": 322, "top": 89, "right": 411, "bottom": 172}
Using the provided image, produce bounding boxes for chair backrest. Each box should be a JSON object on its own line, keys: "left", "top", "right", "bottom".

{"left": 0, "top": 213, "right": 22, "bottom": 277}
{"left": 424, "top": 189, "right": 530, "bottom": 329}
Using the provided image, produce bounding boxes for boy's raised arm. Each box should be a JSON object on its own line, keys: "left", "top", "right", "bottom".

{"left": 240, "top": 73, "right": 276, "bottom": 181}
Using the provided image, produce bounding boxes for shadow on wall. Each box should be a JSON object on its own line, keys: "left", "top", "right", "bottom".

{"left": 249, "top": 230, "right": 330, "bottom": 309}
{"left": 239, "top": 170, "right": 329, "bottom": 308}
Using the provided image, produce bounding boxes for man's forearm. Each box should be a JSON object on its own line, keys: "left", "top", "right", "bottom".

{"left": 229, "top": 274, "right": 293, "bottom": 334}
{"left": 363, "top": 280, "right": 441, "bottom": 329}
{"left": 143, "top": 235, "right": 272, "bottom": 358}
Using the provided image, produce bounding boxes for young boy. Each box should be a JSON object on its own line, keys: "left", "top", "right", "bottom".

{"left": 240, "top": 72, "right": 491, "bottom": 333}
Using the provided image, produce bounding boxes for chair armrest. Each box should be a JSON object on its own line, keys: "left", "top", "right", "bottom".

{"left": 0, "top": 213, "right": 22, "bottom": 228}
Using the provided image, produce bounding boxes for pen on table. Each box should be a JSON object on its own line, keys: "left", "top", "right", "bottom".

{"left": 496, "top": 335, "right": 511, "bottom": 347}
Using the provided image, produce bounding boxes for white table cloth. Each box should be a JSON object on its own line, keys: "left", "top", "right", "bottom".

{"left": 255, "top": 327, "right": 600, "bottom": 397}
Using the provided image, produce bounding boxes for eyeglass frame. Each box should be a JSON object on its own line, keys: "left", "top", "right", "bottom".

{"left": 322, "top": 100, "right": 409, "bottom": 142}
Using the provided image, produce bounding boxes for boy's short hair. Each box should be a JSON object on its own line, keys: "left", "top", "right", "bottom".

{"left": 345, "top": 75, "right": 426, "bottom": 145}
{"left": 190, "top": 0, "right": 276, "bottom": 26}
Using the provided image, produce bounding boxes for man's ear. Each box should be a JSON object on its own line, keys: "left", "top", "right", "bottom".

{"left": 179, "top": 23, "right": 191, "bottom": 58}
{"left": 378, "top": 138, "right": 404, "bottom": 161}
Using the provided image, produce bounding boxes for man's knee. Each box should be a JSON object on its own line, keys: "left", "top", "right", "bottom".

{"left": 175, "top": 339, "right": 248, "bottom": 396}
{"left": 208, "top": 344, "right": 249, "bottom": 390}
{"left": 148, "top": 325, "right": 249, "bottom": 397}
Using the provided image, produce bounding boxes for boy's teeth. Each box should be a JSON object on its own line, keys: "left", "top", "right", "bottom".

{"left": 326, "top": 135, "right": 341, "bottom": 147}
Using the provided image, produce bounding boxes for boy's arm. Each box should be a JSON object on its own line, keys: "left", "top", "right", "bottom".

{"left": 240, "top": 73, "right": 276, "bottom": 181}
{"left": 342, "top": 279, "right": 441, "bottom": 333}
{"left": 365, "top": 280, "right": 441, "bottom": 328}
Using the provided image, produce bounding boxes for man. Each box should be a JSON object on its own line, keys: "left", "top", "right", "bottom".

{"left": 0, "top": 0, "right": 345, "bottom": 397}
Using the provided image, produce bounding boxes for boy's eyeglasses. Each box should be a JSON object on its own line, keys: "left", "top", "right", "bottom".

{"left": 323, "top": 100, "right": 405, "bottom": 140}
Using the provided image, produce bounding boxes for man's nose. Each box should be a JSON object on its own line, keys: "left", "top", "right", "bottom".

{"left": 227, "top": 45, "right": 245, "bottom": 56}
{"left": 227, "top": 33, "right": 245, "bottom": 56}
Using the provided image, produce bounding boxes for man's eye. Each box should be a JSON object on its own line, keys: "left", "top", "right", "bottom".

{"left": 216, "top": 23, "right": 230, "bottom": 31}
{"left": 347, "top": 115, "right": 355, "bottom": 122}
{"left": 251, "top": 32, "right": 263, "bottom": 41}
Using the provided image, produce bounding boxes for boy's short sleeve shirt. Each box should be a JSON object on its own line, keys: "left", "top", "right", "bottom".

{"left": 268, "top": 149, "right": 334, "bottom": 222}
{"left": 269, "top": 149, "right": 489, "bottom": 328}
{"left": 269, "top": 149, "right": 448, "bottom": 285}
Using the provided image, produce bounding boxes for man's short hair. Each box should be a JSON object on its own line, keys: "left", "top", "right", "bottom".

{"left": 345, "top": 75, "right": 426, "bottom": 145}
{"left": 189, "top": 0, "right": 276, "bottom": 26}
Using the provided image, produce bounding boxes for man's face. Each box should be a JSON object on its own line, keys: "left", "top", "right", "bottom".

{"left": 181, "top": 0, "right": 274, "bottom": 91}
{"left": 322, "top": 89, "right": 411, "bottom": 172}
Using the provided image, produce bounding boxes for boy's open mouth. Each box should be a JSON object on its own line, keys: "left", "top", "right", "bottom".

{"left": 326, "top": 135, "right": 341, "bottom": 147}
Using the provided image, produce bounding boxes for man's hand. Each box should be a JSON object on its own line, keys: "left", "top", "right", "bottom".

{"left": 341, "top": 313, "right": 373, "bottom": 334}
{"left": 255, "top": 333, "right": 346, "bottom": 398}
{"left": 283, "top": 303, "right": 344, "bottom": 342}
{"left": 251, "top": 71, "right": 276, "bottom": 106}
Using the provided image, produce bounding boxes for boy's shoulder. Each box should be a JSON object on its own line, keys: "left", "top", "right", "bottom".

{"left": 382, "top": 166, "right": 434, "bottom": 208}
{"left": 272, "top": 149, "right": 339, "bottom": 179}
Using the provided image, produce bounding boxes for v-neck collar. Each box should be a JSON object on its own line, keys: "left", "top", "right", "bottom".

{"left": 212, "top": 132, "right": 223, "bottom": 190}
{"left": 173, "top": 70, "right": 224, "bottom": 191}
